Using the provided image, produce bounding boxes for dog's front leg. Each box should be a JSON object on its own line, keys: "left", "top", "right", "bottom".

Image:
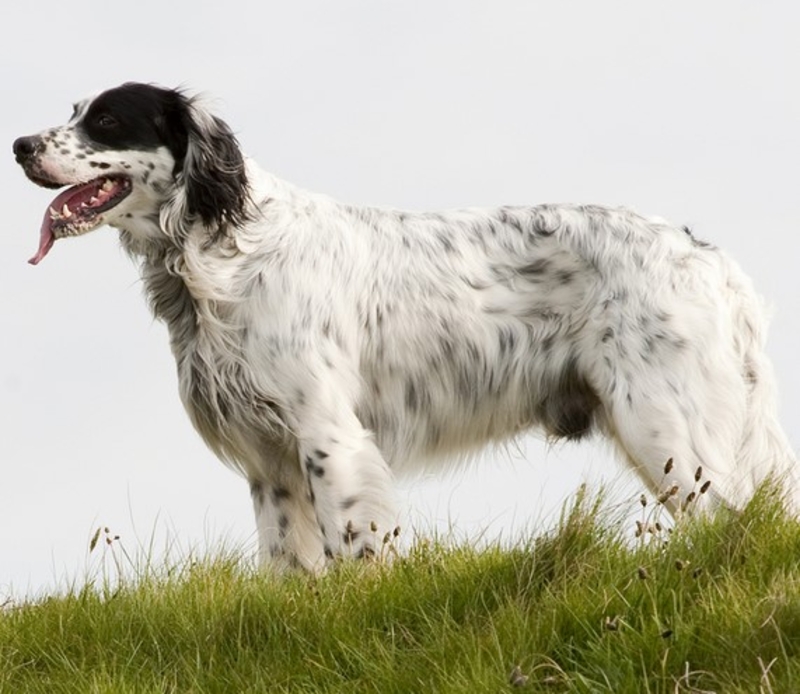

{"left": 297, "top": 407, "right": 398, "bottom": 562}
{"left": 249, "top": 470, "right": 327, "bottom": 573}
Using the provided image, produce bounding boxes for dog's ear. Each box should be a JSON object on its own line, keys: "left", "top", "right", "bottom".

{"left": 182, "top": 106, "right": 251, "bottom": 231}
{"left": 160, "top": 92, "right": 250, "bottom": 238}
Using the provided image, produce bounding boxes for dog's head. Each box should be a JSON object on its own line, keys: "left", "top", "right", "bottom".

{"left": 13, "top": 82, "right": 249, "bottom": 264}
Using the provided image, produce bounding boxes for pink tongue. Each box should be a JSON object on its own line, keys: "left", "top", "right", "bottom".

{"left": 27, "top": 183, "right": 93, "bottom": 266}
{"left": 26, "top": 178, "right": 128, "bottom": 265}
{"left": 29, "top": 210, "right": 55, "bottom": 265}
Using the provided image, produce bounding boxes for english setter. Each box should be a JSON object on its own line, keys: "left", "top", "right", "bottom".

{"left": 13, "top": 82, "right": 797, "bottom": 570}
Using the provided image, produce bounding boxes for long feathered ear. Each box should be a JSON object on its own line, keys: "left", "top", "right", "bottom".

{"left": 160, "top": 92, "right": 251, "bottom": 239}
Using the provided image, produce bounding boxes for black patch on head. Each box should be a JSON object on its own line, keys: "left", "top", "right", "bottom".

{"left": 79, "top": 82, "right": 250, "bottom": 233}
{"left": 80, "top": 83, "right": 191, "bottom": 163}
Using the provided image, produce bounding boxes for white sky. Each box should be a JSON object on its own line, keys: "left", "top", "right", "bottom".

{"left": 1, "top": 1, "right": 798, "bottom": 597}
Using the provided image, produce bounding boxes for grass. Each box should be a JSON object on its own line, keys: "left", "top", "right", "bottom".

{"left": 1, "top": 479, "right": 800, "bottom": 693}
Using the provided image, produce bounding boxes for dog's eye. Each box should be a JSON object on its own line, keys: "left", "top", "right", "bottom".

{"left": 96, "top": 114, "right": 118, "bottom": 128}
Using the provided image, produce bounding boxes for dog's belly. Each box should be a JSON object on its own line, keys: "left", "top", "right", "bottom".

{"left": 355, "top": 333, "right": 601, "bottom": 471}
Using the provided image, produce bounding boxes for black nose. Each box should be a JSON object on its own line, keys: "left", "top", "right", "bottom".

{"left": 13, "top": 135, "right": 42, "bottom": 163}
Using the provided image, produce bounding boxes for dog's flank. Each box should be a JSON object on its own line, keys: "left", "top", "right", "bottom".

{"left": 13, "top": 82, "right": 798, "bottom": 571}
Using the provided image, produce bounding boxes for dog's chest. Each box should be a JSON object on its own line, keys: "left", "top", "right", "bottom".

{"left": 144, "top": 259, "right": 290, "bottom": 460}
{"left": 176, "top": 327, "right": 291, "bottom": 466}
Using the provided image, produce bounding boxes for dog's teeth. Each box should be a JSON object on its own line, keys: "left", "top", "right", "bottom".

{"left": 49, "top": 206, "right": 60, "bottom": 220}
{"left": 61, "top": 204, "right": 72, "bottom": 218}
{"left": 101, "top": 179, "right": 114, "bottom": 192}
{"left": 89, "top": 196, "right": 99, "bottom": 205}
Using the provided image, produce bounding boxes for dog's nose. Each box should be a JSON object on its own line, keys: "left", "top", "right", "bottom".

{"left": 13, "top": 135, "right": 42, "bottom": 163}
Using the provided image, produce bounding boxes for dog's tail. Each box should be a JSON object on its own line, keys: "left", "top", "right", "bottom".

{"left": 721, "top": 251, "right": 798, "bottom": 508}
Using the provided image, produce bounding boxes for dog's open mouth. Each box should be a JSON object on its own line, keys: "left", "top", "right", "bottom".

{"left": 29, "top": 175, "right": 132, "bottom": 265}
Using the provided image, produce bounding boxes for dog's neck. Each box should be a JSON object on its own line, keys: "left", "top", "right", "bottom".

{"left": 118, "top": 162, "right": 321, "bottom": 359}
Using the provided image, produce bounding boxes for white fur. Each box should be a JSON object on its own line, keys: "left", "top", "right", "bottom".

{"left": 15, "top": 84, "right": 797, "bottom": 571}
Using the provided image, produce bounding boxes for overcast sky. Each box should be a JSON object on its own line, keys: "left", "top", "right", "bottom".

{"left": 1, "top": 1, "right": 798, "bottom": 598}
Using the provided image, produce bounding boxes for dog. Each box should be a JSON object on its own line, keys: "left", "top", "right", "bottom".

{"left": 13, "top": 82, "right": 797, "bottom": 571}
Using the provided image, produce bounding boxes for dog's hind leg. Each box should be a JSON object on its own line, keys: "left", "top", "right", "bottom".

{"left": 591, "top": 258, "right": 797, "bottom": 513}
{"left": 589, "top": 332, "right": 749, "bottom": 514}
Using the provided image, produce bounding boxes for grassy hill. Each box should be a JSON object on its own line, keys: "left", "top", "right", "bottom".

{"left": 1, "top": 482, "right": 799, "bottom": 693}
